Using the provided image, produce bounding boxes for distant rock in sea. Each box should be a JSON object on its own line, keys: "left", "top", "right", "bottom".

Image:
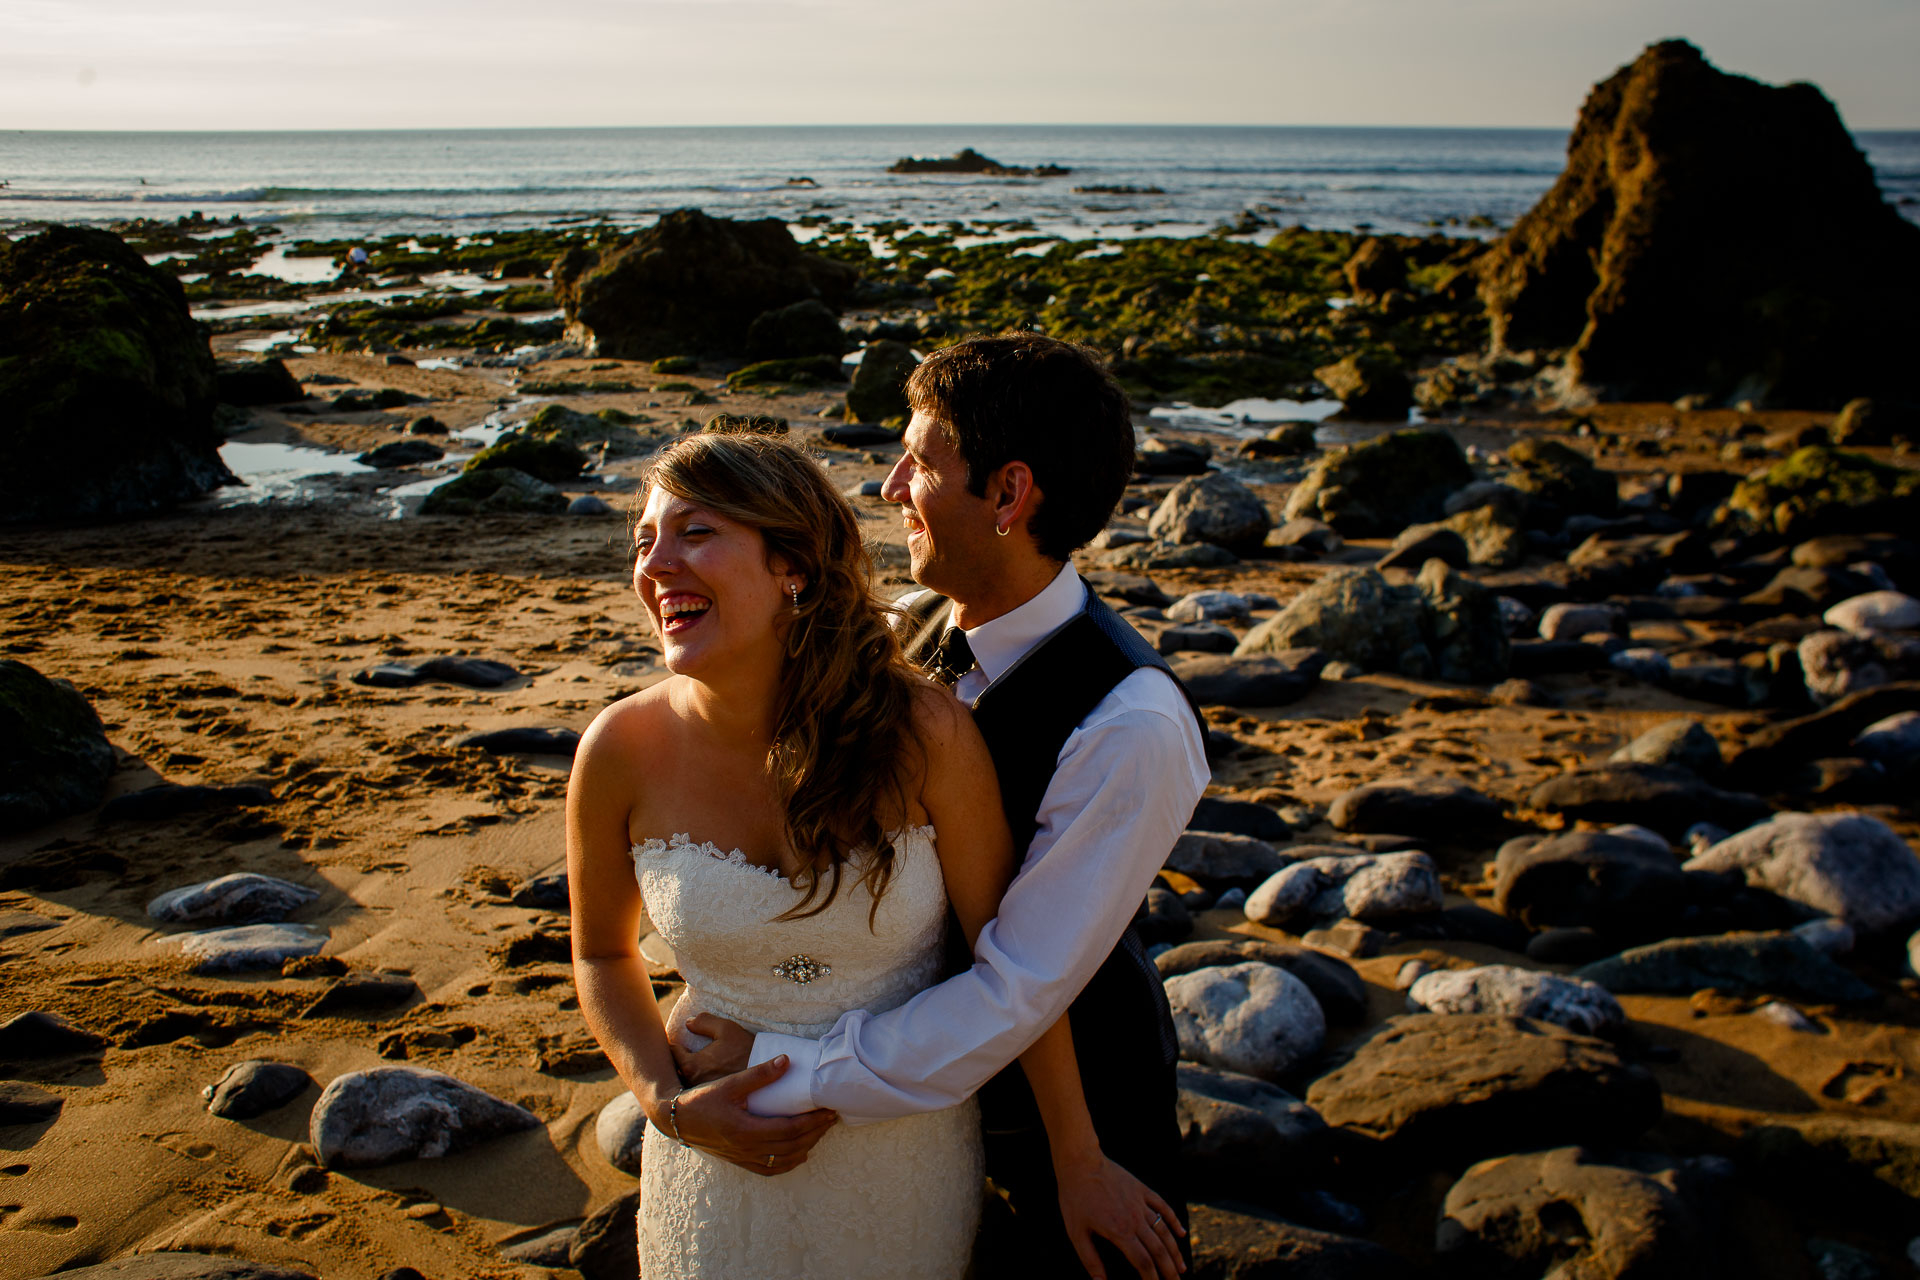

{"left": 887, "top": 148, "right": 1070, "bottom": 178}
{"left": 1479, "top": 39, "right": 1920, "bottom": 406}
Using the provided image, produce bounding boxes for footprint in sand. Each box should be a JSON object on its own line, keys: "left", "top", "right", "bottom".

{"left": 15, "top": 1212, "right": 80, "bottom": 1232}
{"left": 145, "top": 1131, "right": 220, "bottom": 1161}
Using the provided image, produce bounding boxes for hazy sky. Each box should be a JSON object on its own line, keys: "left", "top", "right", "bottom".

{"left": 6, "top": 0, "right": 1916, "bottom": 131}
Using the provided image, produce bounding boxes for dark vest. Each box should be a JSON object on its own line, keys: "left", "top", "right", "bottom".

{"left": 902, "top": 585, "right": 1202, "bottom": 1133}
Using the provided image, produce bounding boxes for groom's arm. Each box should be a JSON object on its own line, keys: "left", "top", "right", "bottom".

{"left": 743, "top": 670, "right": 1208, "bottom": 1124}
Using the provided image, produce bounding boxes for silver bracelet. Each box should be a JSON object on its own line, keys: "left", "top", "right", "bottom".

{"left": 667, "top": 1089, "right": 689, "bottom": 1147}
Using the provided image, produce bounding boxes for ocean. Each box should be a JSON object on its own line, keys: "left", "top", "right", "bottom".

{"left": 9, "top": 125, "right": 1915, "bottom": 249}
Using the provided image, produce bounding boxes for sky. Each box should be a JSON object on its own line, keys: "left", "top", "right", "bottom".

{"left": 5, "top": 0, "right": 1916, "bottom": 132}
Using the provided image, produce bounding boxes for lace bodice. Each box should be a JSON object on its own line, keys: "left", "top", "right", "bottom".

{"left": 631, "top": 826, "right": 948, "bottom": 1039}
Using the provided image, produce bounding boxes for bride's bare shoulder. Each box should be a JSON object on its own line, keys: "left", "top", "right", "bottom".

{"left": 578, "top": 679, "right": 680, "bottom": 768}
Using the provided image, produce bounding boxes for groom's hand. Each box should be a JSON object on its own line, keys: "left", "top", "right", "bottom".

{"left": 672, "top": 1012, "right": 756, "bottom": 1083}
{"left": 673, "top": 1054, "right": 838, "bottom": 1177}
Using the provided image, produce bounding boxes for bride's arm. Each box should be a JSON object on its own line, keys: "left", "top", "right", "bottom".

{"left": 568, "top": 701, "right": 838, "bottom": 1176}
{"left": 917, "top": 691, "right": 1184, "bottom": 1280}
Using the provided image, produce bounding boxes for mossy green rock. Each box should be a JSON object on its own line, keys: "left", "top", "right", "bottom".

{"left": 1281, "top": 429, "right": 1475, "bottom": 537}
{"left": 1721, "top": 445, "right": 1920, "bottom": 538}
{"left": 421, "top": 468, "right": 568, "bottom": 516}
{"left": 0, "top": 660, "right": 115, "bottom": 833}
{"left": 744, "top": 299, "right": 846, "bottom": 360}
{"left": 847, "top": 340, "right": 920, "bottom": 424}
{"left": 465, "top": 432, "right": 589, "bottom": 484}
{"left": 650, "top": 356, "right": 698, "bottom": 374}
{"left": 1314, "top": 353, "right": 1412, "bottom": 420}
{"left": 1237, "top": 563, "right": 1507, "bottom": 682}
{"left": 725, "top": 355, "right": 846, "bottom": 389}
{"left": 0, "top": 225, "right": 232, "bottom": 522}
{"left": 1505, "top": 437, "right": 1616, "bottom": 517}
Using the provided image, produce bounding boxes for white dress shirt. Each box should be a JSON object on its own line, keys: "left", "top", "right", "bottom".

{"left": 742, "top": 563, "right": 1212, "bottom": 1123}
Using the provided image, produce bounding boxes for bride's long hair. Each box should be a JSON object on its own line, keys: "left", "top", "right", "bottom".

{"left": 639, "top": 428, "right": 924, "bottom": 921}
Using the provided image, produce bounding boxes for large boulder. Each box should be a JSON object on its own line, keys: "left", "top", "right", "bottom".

{"left": 1720, "top": 446, "right": 1920, "bottom": 540}
{"left": 1494, "top": 831, "right": 1689, "bottom": 937}
{"left": 310, "top": 1066, "right": 542, "bottom": 1169}
{"left": 1831, "top": 397, "right": 1920, "bottom": 448}
{"left": 215, "top": 357, "right": 304, "bottom": 406}
{"left": 1304, "top": 1014, "right": 1662, "bottom": 1166}
{"left": 1343, "top": 239, "right": 1407, "bottom": 302}
{"left": 1235, "top": 563, "right": 1508, "bottom": 683}
{"left": 1280, "top": 430, "right": 1474, "bottom": 537}
{"left": 846, "top": 339, "right": 919, "bottom": 424}
{"left": 1479, "top": 40, "right": 1920, "bottom": 405}
{"left": 465, "top": 431, "right": 588, "bottom": 484}
{"left": 0, "top": 660, "right": 115, "bottom": 833}
{"left": 1526, "top": 762, "right": 1771, "bottom": 840}
{"left": 0, "top": 225, "right": 233, "bottom": 522}
{"left": 743, "top": 298, "right": 846, "bottom": 360}
{"left": 1175, "top": 1062, "right": 1329, "bottom": 1184}
{"left": 552, "top": 209, "right": 857, "bottom": 359}
{"left": 1148, "top": 473, "right": 1272, "bottom": 552}
{"left": 1165, "top": 961, "right": 1326, "bottom": 1081}
{"left": 1188, "top": 1203, "right": 1415, "bottom": 1280}
{"left": 1683, "top": 811, "right": 1920, "bottom": 939}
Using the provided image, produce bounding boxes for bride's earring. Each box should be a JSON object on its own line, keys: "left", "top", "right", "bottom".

{"left": 789, "top": 583, "right": 800, "bottom": 613}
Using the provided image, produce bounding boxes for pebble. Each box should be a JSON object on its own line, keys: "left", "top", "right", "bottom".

{"left": 1165, "top": 830, "right": 1287, "bottom": 888}
{"left": 1245, "top": 850, "right": 1442, "bottom": 930}
{"left": 354, "top": 656, "right": 521, "bottom": 689}
{"left": 1213, "top": 887, "right": 1247, "bottom": 911}
{"left": 1394, "top": 959, "right": 1432, "bottom": 990}
{"left": 310, "top": 1065, "right": 543, "bottom": 1169}
{"left": 148, "top": 873, "right": 319, "bottom": 925}
{"left": 501, "top": 1224, "right": 581, "bottom": 1266}
{"left": 1326, "top": 775, "right": 1501, "bottom": 836}
{"left": 1539, "top": 602, "right": 1627, "bottom": 640}
{"left": 1685, "top": 810, "right": 1920, "bottom": 938}
{"left": 1823, "top": 590, "right": 1920, "bottom": 634}
{"left": 1756, "top": 1001, "right": 1822, "bottom": 1033}
{"left": 176, "top": 923, "right": 329, "bottom": 974}
{"left": 512, "top": 870, "right": 570, "bottom": 910}
{"left": 595, "top": 1091, "right": 648, "bottom": 1174}
{"left": 205, "top": 1060, "right": 313, "bottom": 1119}
{"left": 1165, "top": 961, "right": 1326, "bottom": 1081}
{"left": 1406, "top": 964, "right": 1626, "bottom": 1036}
{"left": 568, "top": 495, "right": 614, "bottom": 516}
{"left": 103, "top": 783, "right": 277, "bottom": 823}
{"left": 459, "top": 727, "right": 582, "bottom": 756}
{"left": 1167, "top": 590, "right": 1253, "bottom": 623}
{"left": 569, "top": 1189, "right": 643, "bottom": 1280}
{"left": 0, "top": 1010, "right": 108, "bottom": 1059}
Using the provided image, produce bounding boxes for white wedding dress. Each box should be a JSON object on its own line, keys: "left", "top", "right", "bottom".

{"left": 631, "top": 825, "right": 982, "bottom": 1280}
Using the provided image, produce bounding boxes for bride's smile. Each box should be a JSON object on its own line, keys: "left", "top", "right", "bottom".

{"left": 633, "top": 488, "right": 796, "bottom": 676}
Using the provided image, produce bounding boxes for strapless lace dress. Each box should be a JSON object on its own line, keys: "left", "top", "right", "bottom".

{"left": 631, "top": 826, "right": 982, "bottom": 1280}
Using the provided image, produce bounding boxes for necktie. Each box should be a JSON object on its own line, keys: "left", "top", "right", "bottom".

{"left": 929, "top": 626, "right": 976, "bottom": 689}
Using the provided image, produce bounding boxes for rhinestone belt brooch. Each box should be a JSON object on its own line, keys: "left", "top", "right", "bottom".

{"left": 772, "top": 954, "right": 831, "bottom": 985}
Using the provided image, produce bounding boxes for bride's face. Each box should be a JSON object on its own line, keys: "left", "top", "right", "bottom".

{"left": 634, "top": 487, "right": 794, "bottom": 678}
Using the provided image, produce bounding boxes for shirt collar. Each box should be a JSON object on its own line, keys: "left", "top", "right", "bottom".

{"left": 958, "top": 562, "right": 1086, "bottom": 687}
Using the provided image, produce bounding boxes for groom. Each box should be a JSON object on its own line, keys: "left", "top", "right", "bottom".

{"left": 680, "top": 332, "right": 1209, "bottom": 1276}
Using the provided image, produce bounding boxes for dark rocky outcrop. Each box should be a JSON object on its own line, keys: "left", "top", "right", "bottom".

{"left": 1281, "top": 430, "right": 1474, "bottom": 537}
{"left": 0, "top": 225, "right": 234, "bottom": 522}
{"left": 1313, "top": 353, "right": 1412, "bottom": 420}
{"left": 215, "top": 357, "right": 304, "bottom": 406}
{"left": 553, "top": 210, "right": 856, "bottom": 359}
{"left": 846, "top": 340, "right": 919, "bottom": 424}
{"left": 0, "top": 660, "right": 115, "bottom": 833}
{"left": 420, "top": 468, "right": 568, "bottom": 516}
{"left": 1236, "top": 562, "right": 1508, "bottom": 683}
{"left": 743, "top": 298, "right": 847, "bottom": 360}
{"left": 1479, "top": 40, "right": 1920, "bottom": 405}
{"left": 1717, "top": 446, "right": 1920, "bottom": 540}
{"left": 887, "top": 148, "right": 1069, "bottom": 177}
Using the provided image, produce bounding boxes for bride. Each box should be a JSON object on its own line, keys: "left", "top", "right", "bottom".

{"left": 566, "top": 427, "right": 1184, "bottom": 1279}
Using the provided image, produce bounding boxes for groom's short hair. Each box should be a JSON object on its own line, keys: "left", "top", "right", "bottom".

{"left": 906, "top": 332, "right": 1134, "bottom": 563}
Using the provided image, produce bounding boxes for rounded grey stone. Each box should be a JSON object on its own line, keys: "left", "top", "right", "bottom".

{"left": 1165, "top": 961, "right": 1325, "bottom": 1081}
{"left": 1407, "top": 964, "right": 1625, "bottom": 1036}
{"left": 1823, "top": 590, "right": 1920, "bottom": 634}
{"left": 175, "top": 923, "right": 328, "bottom": 973}
{"left": 1685, "top": 811, "right": 1920, "bottom": 938}
{"left": 148, "top": 873, "right": 319, "bottom": 925}
{"left": 595, "top": 1091, "right": 648, "bottom": 1175}
{"left": 205, "top": 1060, "right": 312, "bottom": 1119}
{"left": 1245, "top": 851, "right": 1442, "bottom": 930}
{"left": 310, "top": 1066, "right": 542, "bottom": 1169}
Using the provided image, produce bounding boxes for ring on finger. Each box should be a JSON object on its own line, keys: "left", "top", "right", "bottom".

{"left": 765, "top": 1154, "right": 775, "bottom": 1167}
{"left": 1151, "top": 1214, "right": 1163, "bottom": 1227}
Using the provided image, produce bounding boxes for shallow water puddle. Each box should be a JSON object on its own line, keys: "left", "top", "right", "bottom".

{"left": 216, "top": 441, "right": 372, "bottom": 503}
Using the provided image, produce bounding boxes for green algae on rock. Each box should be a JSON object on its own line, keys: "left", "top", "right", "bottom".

{"left": 1281, "top": 429, "right": 1476, "bottom": 537}
{"left": 465, "top": 432, "right": 589, "bottom": 485}
{"left": 0, "top": 225, "right": 234, "bottom": 523}
{"left": 1720, "top": 446, "right": 1920, "bottom": 538}
{"left": 846, "top": 340, "right": 919, "bottom": 425}
{"left": 421, "top": 468, "right": 569, "bottom": 516}
{"left": 1504, "top": 437, "right": 1617, "bottom": 518}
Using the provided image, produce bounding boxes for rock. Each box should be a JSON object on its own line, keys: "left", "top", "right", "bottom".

{"left": 28, "top": 1255, "right": 317, "bottom": 1280}
{"left": 1237, "top": 561, "right": 1509, "bottom": 683}
{"left": 1684, "top": 810, "right": 1920, "bottom": 939}
{"left": 1148, "top": 473, "right": 1272, "bottom": 552}
{"left": 569, "top": 494, "right": 614, "bottom": 516}
{"left": 846, "top": 339, "right": 919, "bottom": 424}
{"left": 216, "top": 357, "right": 305, "bottom": 406}
{"left": 1155, "top": 939, "right": 1368, "bottom": 1025}
{"left": 420, "top": 467, "right": 568, "bottom": 516}
{"left": 1826, "top": 591, "right": 1920, "bottom": 634}
{"left": 1268, "top": 517, "right": 1343, "bottom": 554}
{"left": 1165, "top": 962, "right": 1326, "bottom": 1081}
{"left": 1494, "top": 831, "right": 1688, "bottom": 935}
{"left": 1798, "top": 628, "right": 1909, "bottom": 703}
{"left": 1245, "top": 851, "right": 1442, "bottom": 930}
{"left": 1609, "top": 719, "right": 1723, "bottom": 777}
{"left": 1728, "top": 683, "right": 1920, "bottom": 786}
{"left": 1490, "top": 676, "right": 1557, "bottom": 707}
{"left": 1742, "top": 1116, "right": 1920, "bottom": 1208}
{"left": 1406, "top": 965, "right": 1625, "bottom": 1036}
{"left": 355, "top": 440, "right": 444, "bottom": 468}
{"left": 1302, "top": 919, "right": 1389, "bottom": 959}
{"left": 1376, "top": 525, "right": 1469, "bottom": 572}
{"left": 1, "top": 226, "right": 234, "bottom": 522}
{"left": 1792, "top": 917, "right": 1856, "bottom": 956}
{"left": 102, "top": 783, "right": 275, "bottom": 822}
{"left": 1281, "top": 430, "right": 1473, "bottom": 537}
{"left": 466, "top": 431, "right": 589, "bottom": 484}
{"left": 1166, "top": 831, "right": 1288, "bottom": 888}
{"left": 1314, "top": 353, "right": 1412, "bottom": 420}
{"left": 1158, "top": 623, "right": 1237, "bottom": 655}
{"left": 1576, "top": 930, "right": 1877, "bottom": 1002}
{"left": 1831, "top": 397, "right": 1920, "bottom": 448}
{"left": 500, "top": 1225, "right": 580, "bottom": 1267}
{"left": 744, "top": 298, "right": 845, "bottom": 360}
{"left": 1527, "top": 927, "right": 1617, "bottom": 965}
{"left": 1137, "top": 886, "right": 1194, "bottom": 947}
{"left": 1168, "top": 590, "right": 1254, "bottom": 624}
{"left": 406, "top": 415, "right": 448, "bottom": 435}
{"left": 1188, "top": 1202, "right": 1414, "bottom": 1280}
{"left": 1176, "top": 1062, "right": 1328, "bottom": 1183}
{"left": 205, "top": 1060, "right": 312, "bottom": 1119}
{"left": 1239, "top": 421, "right": 1319, "bottom": 458}
{"left": 1539, "top": 602, "right": 1627, "bottom": 641}
{"left": 1527, "top": 762, "right": 1771, "bottom": 840}
{"left": 552, "top": 209, "right": 855, "bottom": 359}
{"left": 1171, "top": 651, "right": 1326, "bottom": 707}
{"left": 0, "top": 1080, "right": 63, "bottom": 1124}
{"left": 512, "top": 870, "right": 570, "bottom": 910}
{"left": 1188, "top": 800, "right": 1289, "bottom": 844}
{"left": 1136, "top": 436, "right": 1212, "bottom": 475}
{"left": 353, "top": 655, "right": 520, "bottom": 689}
{"left": 1436, "top": 504, "right": 1529, "bottom": 568}
{"left": 176, "top": 923, "right": 328, "bottom": 973}
{"left": 459, "top": 727, "right": 581, "bottom": 755}
{"left": 888, "top": 148, "right": 1068, "bottom": 177}
{"left": 1343, "top": 238, "right": 1407, "bottom": 301}
{"left": 568, "top": 1189, "right": 642, "bottom": 1280}
{"left": 1479, "top": 40, "right": 1920, "bottom": 406}
{"left": 310, "top": 1065, "right": 542, "bottom": 1169}
{"left": 1328, "top": 776, "right": 1501, "bottom": 836}
{"left": 1304, "top": 1014, "right": 1662, "bottom": 1165}
{"left": 595, "top": 1091, "right": 648, "bottom": 1175}
{"left": 1437, "top": 1147, "right": 1718, "bottom": 1280}
{"left": 0, "top": 1011, "right": 107, "bottom": 1060}
{"left": 148, "top": 873, "right": 319, "bottom": 925}
{"left": 1722, "top": 447, "right": 1920, "bottom": 540}
{"left": 0, "top": 660, "right": 116, "bottom": 833}
{"left": 298, "top": 975, "right": 419, "bottom": 1019}
{"left": 1757, "top": 1001, "right": 1822, "bottom": 1032}
{"left": 1100, "top": 540, "right": 1238, "bottom": 571}
{"left": 1855, "top": 711, "right": 1920, "bottom": 770}
{"left": 1609, "top": 647, "right": 1672, "bottom": 682}
{"left": 1504, "top": 438, "right": 1618, "bottom": 519}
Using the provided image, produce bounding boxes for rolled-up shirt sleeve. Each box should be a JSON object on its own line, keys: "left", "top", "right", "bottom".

{"left": 745, "top": 669, "right": 1209, "bottom": 1123}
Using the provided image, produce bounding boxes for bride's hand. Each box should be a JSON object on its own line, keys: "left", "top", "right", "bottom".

{"left": 1054, "top": 1151, "right": 1186, "bottom": 1280}
{"left": 667, "top": 1054, "right": 839, "bottom": 1177}
{"left": 672, "top": 1012, "right": 756, "bottom": 1084}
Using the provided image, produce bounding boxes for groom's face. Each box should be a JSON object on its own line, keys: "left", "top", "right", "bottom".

{"left": 883, "top": 411, "right": 1000, "bottom": 599}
